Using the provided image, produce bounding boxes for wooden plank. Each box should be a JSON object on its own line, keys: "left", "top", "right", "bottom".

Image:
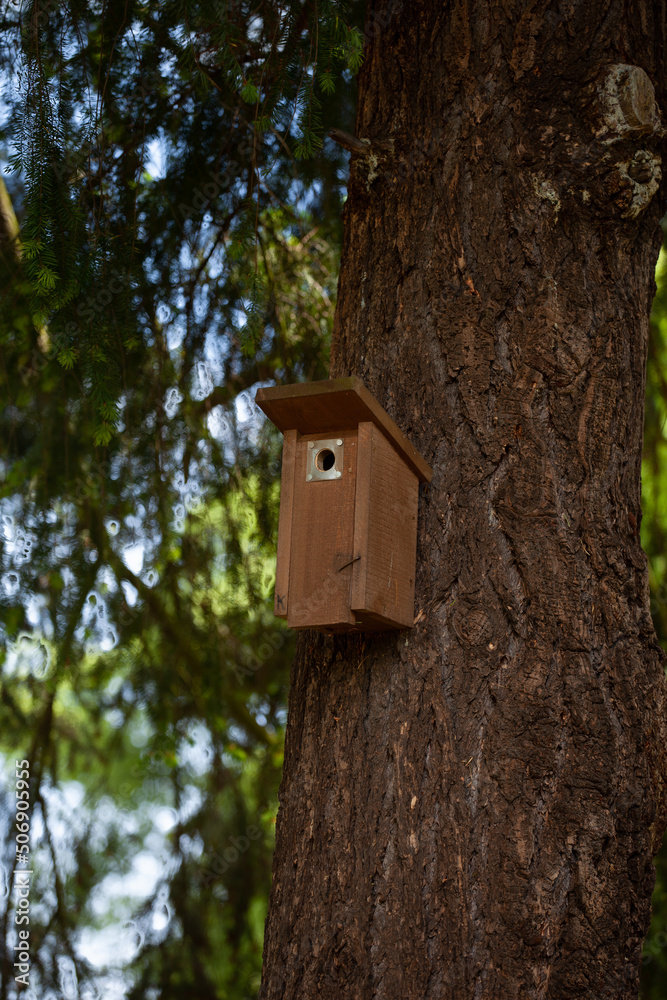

{"left": 255, "top": 377, "right": 432, "bottom": 483}
{"left": 351, "top": 423, "right": 419, "bottom": 628}
{"left": 286, "top": 431, "right": 358, "bottom": 629}
{"left": 274, "top": 429, "right": 298, "bottom": 618}
{"left": 350, "top": 422, "right": 373, "bottom": 613}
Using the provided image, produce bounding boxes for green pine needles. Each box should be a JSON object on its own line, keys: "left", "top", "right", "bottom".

{"left": 4, "top": 0, "right": 363, "bottom": 444}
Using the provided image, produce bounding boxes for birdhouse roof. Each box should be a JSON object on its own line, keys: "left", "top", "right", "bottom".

{"left": 255, "top": 377, "right": 432, "bottom": 483}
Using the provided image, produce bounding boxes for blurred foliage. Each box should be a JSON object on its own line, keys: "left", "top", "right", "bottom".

{"left": 0, "top": 1, "right": 364, "bottom": 997}
{"left": 3, "top": 0, "right": 363, "bottom": 443}
{"left": 641, "top": 242, "right": 667, "bottom": 999}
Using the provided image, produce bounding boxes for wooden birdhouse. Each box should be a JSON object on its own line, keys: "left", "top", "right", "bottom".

{"left": 255, "top": 377, "right": 432, "bottom": 632}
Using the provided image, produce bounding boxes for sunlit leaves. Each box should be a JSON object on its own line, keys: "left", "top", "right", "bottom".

{"left": 643, "top": 246, "right": 667, "bottom": 649}
{"left": 57, "top": 346, "right": 77, "bottom": 369}
{"left": 319, "top": 69, "right": 336, "bottom": 95}
{"left": 640, "top": 239, "right": 667, "bottom": 1000}
{"left": 241, "top": 81, "right": 260, "bottom": 105}
{"left": 336, "top": 24, "right": 364, "bottom": 71}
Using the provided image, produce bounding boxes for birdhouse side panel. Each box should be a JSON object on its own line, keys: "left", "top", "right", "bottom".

{"left": 273, "top": 428, "right": 299, "bottom": 619}
{"left": 286, "top": 432, "right": 358, "bottom": 629}
{"left": 351, "top": 423, "right": 418, "bottom": 628}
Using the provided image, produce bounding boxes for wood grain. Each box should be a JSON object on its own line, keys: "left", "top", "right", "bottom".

{"left": 351, "top": 422, "right": 418, "bottom": 628}
{"left": 350, "top": 421, "right": 373, "bottom": 615}
{"left": 286, "top": 431, "right": 358, "bottom": 629}
{"left": 274, "top": 428, "right": 298, "bottom": 619}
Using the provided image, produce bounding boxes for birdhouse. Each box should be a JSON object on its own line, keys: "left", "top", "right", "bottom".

{"left": 255, "top": 377, "right": 432, "bottom": 632}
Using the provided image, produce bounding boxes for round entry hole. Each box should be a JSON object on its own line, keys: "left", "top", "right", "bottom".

{"left": 316, "top": 448, "right": 336, "bottom": 472}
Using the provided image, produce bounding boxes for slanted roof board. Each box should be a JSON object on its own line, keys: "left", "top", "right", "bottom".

{"left": 255, "top": 377, "right": 432, "bottom": 483}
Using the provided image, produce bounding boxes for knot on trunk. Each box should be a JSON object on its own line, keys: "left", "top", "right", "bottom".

{"left": 595, "top": 64, "right": 665, "bottom": 142}
{"left": 575, "top": 65, "right": 666, "bottom": 219}
{"left": 328, "top": 128, "right": 396, "bottom": 193}
{"left": 604, "top": 150, "right": 662, "bottom": 219}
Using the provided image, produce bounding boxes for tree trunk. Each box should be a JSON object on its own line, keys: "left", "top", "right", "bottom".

{"left": 260, "top": 2, "right": 667, "bottom": 997}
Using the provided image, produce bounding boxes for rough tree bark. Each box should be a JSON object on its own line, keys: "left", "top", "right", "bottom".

{"left": 260, "top": 2, "right": 667, "bottom": 997}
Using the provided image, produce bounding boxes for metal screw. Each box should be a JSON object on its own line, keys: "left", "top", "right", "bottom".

{"left": 337, "top": 438, "right": 343, "bottom": 446}
{"left": 335, "top": 470, "right": 342, "bottom": 479}
{"left": 307, "top": 474, "right": 313, "bottom": 481}
{"left": 308, "top": 442, "right": 314, "bottom": 449}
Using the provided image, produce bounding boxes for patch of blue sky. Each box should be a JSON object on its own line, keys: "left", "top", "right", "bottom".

{"left": 145, "top": 135, "right": 167, "bottom": 181}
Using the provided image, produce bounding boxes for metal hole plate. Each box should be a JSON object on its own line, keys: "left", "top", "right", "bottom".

{"left": 306, "top": 438, "right": 344, "bottom": 481}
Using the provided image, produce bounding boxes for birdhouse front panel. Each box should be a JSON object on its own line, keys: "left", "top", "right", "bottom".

{"left": 255, "top": 378, "right": 433, "bottom": 633}
{"left": 285, "top": 429, "right": 359, "bottom": 630}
